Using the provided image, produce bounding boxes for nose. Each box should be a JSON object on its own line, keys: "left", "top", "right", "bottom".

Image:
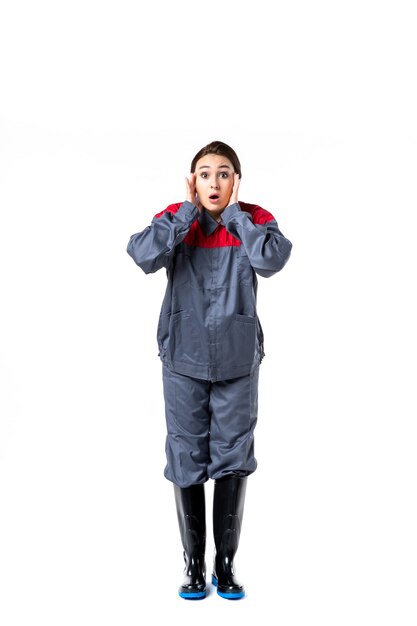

{"left": 210, "top": 180, "right": 220, "bottom": 189}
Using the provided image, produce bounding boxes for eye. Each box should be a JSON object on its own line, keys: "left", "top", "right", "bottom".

{"left": 200, "top": 172, "right": 208, "bottom": 179}
{"left": 220, "top": 172, "right": 229, "bottom": 178}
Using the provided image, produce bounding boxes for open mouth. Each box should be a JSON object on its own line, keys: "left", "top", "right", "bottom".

{"left": 209, "top": 194, "right": 220, "bottom": 202}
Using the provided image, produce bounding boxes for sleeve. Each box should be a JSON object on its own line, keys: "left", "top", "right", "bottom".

{"left": 126, "top": 201, "right": 199, "bottom": 274}
{"left": 221, "top": 202, "right": 292, "bottom": 277}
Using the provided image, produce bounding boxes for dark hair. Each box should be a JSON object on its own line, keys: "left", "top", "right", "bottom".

{"left": 190, "top": 140, "right": 242, "bottom": 178}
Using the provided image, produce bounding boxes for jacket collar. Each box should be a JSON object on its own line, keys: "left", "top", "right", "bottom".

{"left": 198, "top": 208, "right": 221, "bottom": 236}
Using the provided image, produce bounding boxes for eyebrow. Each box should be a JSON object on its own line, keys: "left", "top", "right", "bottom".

{"left": 198, "top": 164, "right": 231, "bottom": 170}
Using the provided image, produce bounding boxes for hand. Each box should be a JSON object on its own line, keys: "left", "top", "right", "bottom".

{"left": 227, "top": 173, "right": 240, "bottom": 206}
{"left": 185, "top": 173, "right": 198, "bottom": 205}
{"left": 185, "top": 174, "right": 203, "bottom": 210}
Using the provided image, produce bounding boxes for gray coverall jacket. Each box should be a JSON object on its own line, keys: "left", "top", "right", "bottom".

{"left": 127, "top": 200, "right": 292, "bottom": 382}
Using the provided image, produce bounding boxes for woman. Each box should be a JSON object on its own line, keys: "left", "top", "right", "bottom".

{"left": 127, "top": 140, "right": 292, "bottom": 599}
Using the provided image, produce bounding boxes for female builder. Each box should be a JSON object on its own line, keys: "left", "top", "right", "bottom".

{"left": 127, "top": 141, "right": 292, "bottom": 600}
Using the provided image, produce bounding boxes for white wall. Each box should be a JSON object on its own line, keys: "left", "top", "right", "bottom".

{"left": 1, "top": 1, "right": 416, "bottom": 625}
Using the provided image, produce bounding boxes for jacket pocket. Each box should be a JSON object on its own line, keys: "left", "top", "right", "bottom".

{"left": 157, "top": 312, "right": 170, "bottom": 358}
{"left": 166, "top": 310, "right": 202, "bottom": 366}
{"left": 222, "top": 314, "right": 257, "bottom": 367}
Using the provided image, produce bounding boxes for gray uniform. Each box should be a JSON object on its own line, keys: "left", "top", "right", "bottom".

{"left": 127, "top": 200, "right": 292, "bottom": 487}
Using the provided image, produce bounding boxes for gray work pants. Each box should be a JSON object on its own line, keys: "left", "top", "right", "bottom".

{"left": 162, "top": 364, "right": 259, "bottom": 488}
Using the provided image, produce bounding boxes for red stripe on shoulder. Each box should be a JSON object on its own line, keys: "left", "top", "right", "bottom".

{"left": 153, "top": 202, "right": 183, "bottom": 219}
{"left": 239, "top": 201, "right": 275, "bottom": 225}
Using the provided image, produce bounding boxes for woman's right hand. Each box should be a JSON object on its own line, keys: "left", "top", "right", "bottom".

{"left": 185, "top": 173, "right": 201, "bottom": 209}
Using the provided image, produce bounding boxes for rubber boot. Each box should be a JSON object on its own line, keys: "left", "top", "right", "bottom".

{"left": 174, "top": 483, "right": 206, "bottom": 599}
{"left": 212, "top": 475, "right": 247, "bottom": 599}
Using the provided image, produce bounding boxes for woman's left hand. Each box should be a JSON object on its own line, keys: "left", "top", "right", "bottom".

{"left": 228, "top": 173, "right": 240, "bottom": 206}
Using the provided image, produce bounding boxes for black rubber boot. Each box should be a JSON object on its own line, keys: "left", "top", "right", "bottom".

{"left": 174, "top": 483, "right": 206, "bottom": 599}
{"left": 212, "top": 475, "right": 247, "bottom": 599}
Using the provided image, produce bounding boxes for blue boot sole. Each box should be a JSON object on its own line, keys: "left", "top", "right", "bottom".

{"left": 211, "top": 575, "right": 245, "bottom": 599}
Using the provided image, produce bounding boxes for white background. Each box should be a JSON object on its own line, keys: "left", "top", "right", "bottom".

{"left": 1, "top": 1, "right": 416, "bottom": 624}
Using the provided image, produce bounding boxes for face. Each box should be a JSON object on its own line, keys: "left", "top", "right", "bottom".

{"left": 194, "top": 154, "right": 235, "bottom": 213}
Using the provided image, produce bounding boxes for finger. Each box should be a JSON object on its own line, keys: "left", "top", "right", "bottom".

{"left": 185, "top": 177, "right": 193, "bottom": 202}
{"left": 230, "top": 173, "right": 240, "bottom": 202}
